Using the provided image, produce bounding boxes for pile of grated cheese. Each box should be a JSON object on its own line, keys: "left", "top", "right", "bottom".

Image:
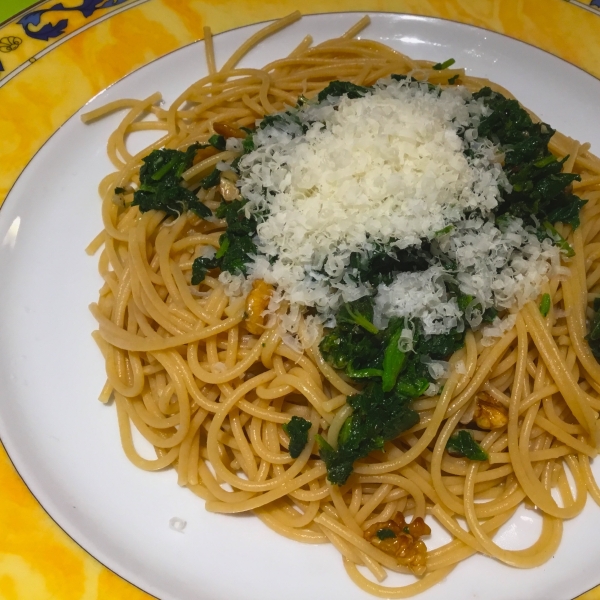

{"left": 222, "top": 78, "right": 563, "bottom": 344}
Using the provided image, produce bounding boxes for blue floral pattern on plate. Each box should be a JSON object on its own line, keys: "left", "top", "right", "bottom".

{"left": 18, "top": 0, "right": 131, "bottom": 41}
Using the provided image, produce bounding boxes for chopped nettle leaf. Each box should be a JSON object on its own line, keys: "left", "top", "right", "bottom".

{"left": 208, "top": 134, "right": 227, "bottom": 151}
{"left": 433, "top": 58, "right": 455, "bottom": 70}
{"left": 376, "top": 528, "right": 397, "bottom": 540}
{"left": 199, "top": 168, "right": 221, "bottom": 190}
{"left": 242, "top": 134, "right": 254, "bottom": 154}
{"left": 215, "top": 237, "right": 230, "bottom": 259}
{"left": 337, "top": 298, "right": 379, "bottom": 334}
{"left": 482, "top": 307, "right": 498, "bottom": 323}
{"left": 447, "top": 74, "right": 459, "bottom": 84}
{"left": 282, "top": 416, "right": 312, "bottom": 458}
{"left": 539, "top": 293, "right": 552, "bottom": 317}
{"left": 473, "top": 87, "right": 586, "bottom": 234}
{"left": 390, "top": 73, "right": 437, "bottom": 91}
{"left": 446, "top": 430, "right": 488, "bottom": 461}
{"left": 319, "top": 318, "right": 383, "bottom": 374}
{"left": 382, "top": 320, "right": 406, "bottom": 392}
{"left": 348, "top": 244, "right": 432, "bottom": 287}
{"left": 416, "top": 325, "right": 465, "bottom": 360}
{"left": 316, "top": 80, "right": 371, "bottom": 102}
{"left": 259, "top": 111, "right": 303, "bottom": 131}
{"left": 319, "top": 313, "right": 462, "bottom": 403}
{"left": 132, "top": 145, "right": 212, "bottom": 219}
{"left": 213, "top": 199, "right": 259, "bottom": 275}
{"left": 317, "top": 382, "right": 419, "bottom": 485}
{"left": 191, "top": 256, "right": 218, "bottom": 285}
{"left": 114, "top": 186, "right": 126, "bottom": 194}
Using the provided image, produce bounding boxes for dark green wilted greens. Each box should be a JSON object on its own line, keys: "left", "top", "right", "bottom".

{"left": 336, "top": 298, "right": 379, "bottom": 335}
{"left": 283, "top": 416, "right": 312, "bottom": 459}
{"left": 316, "top": 382, "right": 420, "bottom": 485}
{"left": 473, "top": 87, "right": 586, "bottom": 231}
{"left": 446, "top": 430, "right": 488, "bottom": 461}
{"left": 191, "top": 256, "right": 218, "bottom": 285}
{"left": 188, "top": 199, "right": 260, "bottom": 285}
{"left": 208, "top": 134, "right": 227, "bottom": 151}
{"left": 213, "top": 199, "right": 259, "bottom": 275}
{"left": 319, "top": 298, "right": 465, "bottom": 396}
{"left": 316, "top": 80, "right": 370, "bottom": 102}
{"left": 348, "top": 243, "right": 432, "bottom": 287}
{"left": 132, "top": 145, "right": 212, "bottom": 218}
{"left": 382, "top": 326, "right": 406, "bottom": 392}
{"left": 199, "top": 168, "right": 221, "bottom": 190}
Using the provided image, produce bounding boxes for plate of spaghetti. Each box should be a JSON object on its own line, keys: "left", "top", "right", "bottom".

{"left": 1, "top": 10, "right": 600, "bottom": 600}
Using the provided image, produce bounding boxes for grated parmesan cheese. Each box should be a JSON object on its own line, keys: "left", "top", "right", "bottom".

{"left": 373, "top": 267, "right": 462, "bottom": 335}
{"left": 237, "top": 79, "right": 506, "bottom": 317}
{"left": 224, "top": 78, "right": 564, "bottom": 345}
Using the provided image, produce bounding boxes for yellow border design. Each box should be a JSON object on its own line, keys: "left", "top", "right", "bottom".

{"left": 0, "top": 0, "right": 148, "bottom": 85}
{"left": 1, "top": 1, "right": 600, "bottom": 598}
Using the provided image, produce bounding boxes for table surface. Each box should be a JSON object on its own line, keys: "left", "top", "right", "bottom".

{"left": 1, "top": 1, "right": 600, "bottom": 599}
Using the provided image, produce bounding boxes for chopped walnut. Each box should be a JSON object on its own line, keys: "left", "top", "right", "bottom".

{"left": 474, "top": 392, "right": 508, "bottom": 430}
{"left": 363, "top": 512, "right": 431, "bottom": 576}
{"left": 219, "top": 178, "right": 240, "bottom": 202}
{"left": 245, "top": 280, "right": 273, "bottom": 335}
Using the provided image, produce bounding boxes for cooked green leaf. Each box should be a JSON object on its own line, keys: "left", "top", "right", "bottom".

{"left": 199, "top": 168, "right": 221, "bottom": 190}
{"left": 316, "top": 80, "right": 370, "bottom": 102}
{"left": 317, "top": 383, "right": 419, "bottom": 485}
{"left": 132, "top": 144, "right": 212, "bottom": 219}
{"left": 446, "top": 430, "right": 488, "bottom": 461}
{"left": 473, "top": 87, "right": 586, "bottom": 233}
{"left": 337, "top": 298, "right": 379, "bottom": 334}
{"left": 433, "top": 58, "right": 455, "bottom": 70}
{"left": 208, "top": 134, "right": 226, "bottom": 151}
{"left": 212, "top": 199, "right": 259, "bottom": 275}
{"left": 382, "top": 321, "right": 406, "bottom": 392}
{"left": 283, "top": 416, "right": 312, "bottom": 458}
{"left": 191, "top": 256, "right": 218, "bottom": 285}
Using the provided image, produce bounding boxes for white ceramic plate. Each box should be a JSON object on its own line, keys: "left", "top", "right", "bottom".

{"left": 1, "top": 12, "right": 599, "bottom": 600}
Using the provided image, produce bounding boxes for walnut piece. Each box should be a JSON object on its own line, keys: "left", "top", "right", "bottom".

{"left": 245, "top": 280, "right": 273, "bottom": 335}
{"left": 474, "top": 392, "right": 508, "bottom": 430}
{"left": 219, "top": 178, "right": 240, "bottom": 202}
{"left": 363, "top": 512, "right": 431, "bottom": 576}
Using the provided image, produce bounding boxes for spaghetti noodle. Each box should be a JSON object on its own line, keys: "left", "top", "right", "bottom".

{"left": 85, "top": 13, "right": 600, "bottom": 596}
